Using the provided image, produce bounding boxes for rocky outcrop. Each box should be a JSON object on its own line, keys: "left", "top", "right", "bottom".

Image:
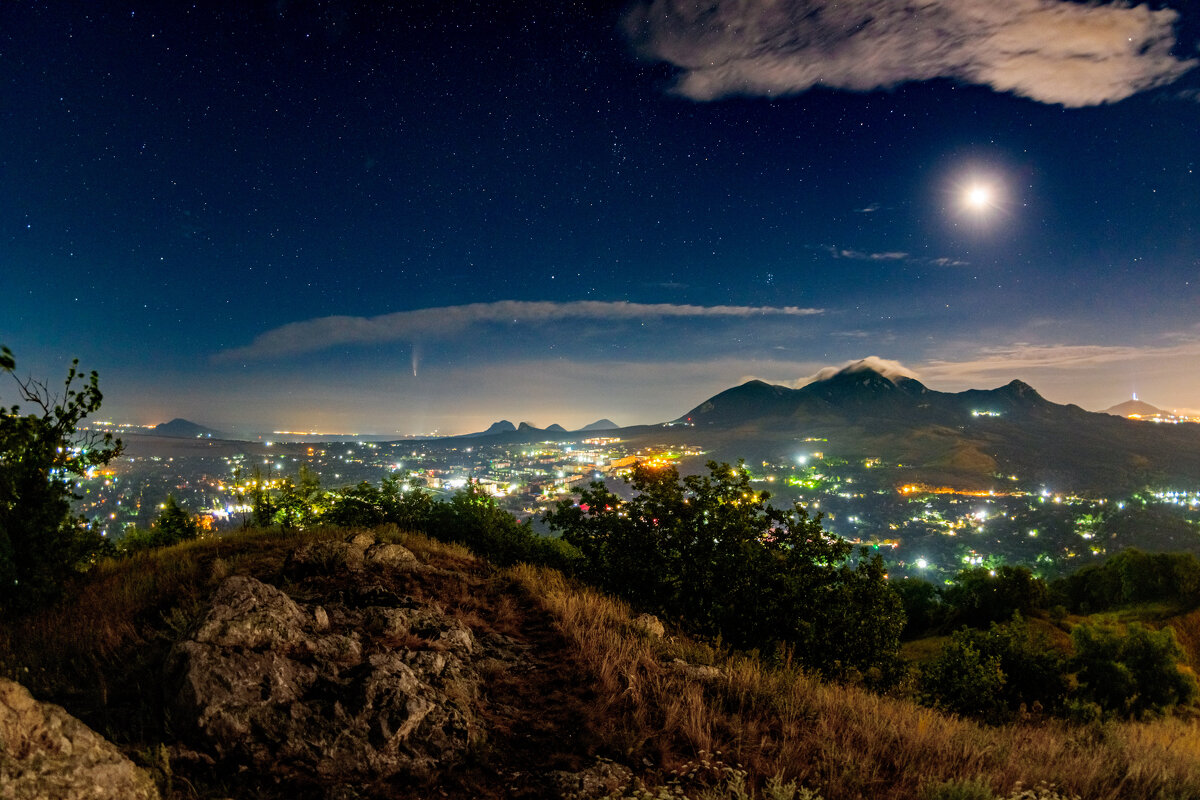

{"left": 671, "top": 658, "right": 724, "bottom": 681}
{"left": 167, "top": 566, "right": 481, "bottom": 783}
{"left": 549, "top": 758, "right": 634, "bottom": 799}
{"left": 632, "top": 613, "right": 665, "bottom": 639}
{"left": 286, "top": 532, "right": 421, "bottom": 576}
{"left": 0, "top": 678, "right": 159, "bottom": 800}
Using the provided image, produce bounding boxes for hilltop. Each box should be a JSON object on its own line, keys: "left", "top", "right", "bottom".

{"left": 146, "top": 418, "right": 227, "bottom": 439}
{"left": 664, "top": 364, "right": 1200, "bottom": 493}
{"left": 4, "top": 526, "right": 1200, "bottom": 799}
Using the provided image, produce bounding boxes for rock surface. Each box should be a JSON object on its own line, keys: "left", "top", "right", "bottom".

{"left": 548, "top": 759, "right": 635, "bottom": 799}
{"left": 0, "top": 678, "right": 160, "bottom": 800}
{"left": 632, "top": 613, "right": 665, "bottom": 639}
{"left": 167, "top": 570, "right": 481, "bottom": 783}
{"left": 671, "top": 658, "right": 724, "bottom": 681}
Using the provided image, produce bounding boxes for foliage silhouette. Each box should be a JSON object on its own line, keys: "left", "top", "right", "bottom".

{"left": 545, "top": 460, "right": 904, "bottom": 680}
{"left": 0, "top": 346, "right": 122, "bottom": 611}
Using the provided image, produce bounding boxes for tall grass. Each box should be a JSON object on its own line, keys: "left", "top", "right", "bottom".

{"left": 510, "top": 563, "right": 1200, "bottom": 800}
{"left": 6, "top": 527, "right": 1200, "bottom": 799}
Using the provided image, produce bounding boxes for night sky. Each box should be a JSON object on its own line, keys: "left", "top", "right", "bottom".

{"left": 4, "top": 1, "right": 1199, "bottom": 435}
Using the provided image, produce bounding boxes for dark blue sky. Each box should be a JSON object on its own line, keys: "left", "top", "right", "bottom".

{"left": 3, "top": 0, "right": 1199, "bottom": 434}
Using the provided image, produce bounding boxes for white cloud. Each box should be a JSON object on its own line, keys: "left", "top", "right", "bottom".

{"left": 919, "top": 341, "right": 1200, "bottom": 382}
{"left": 216, "top": 300, "right": 824, "bottom": 361}
{"left": 821, "top": 245, "right": 967, "bottom": 267}
{"left": 789, "top": 355, "right": 920, "bottom": 387}
{"left": 623, "top": 0, "right": 1195, "bottom": 107}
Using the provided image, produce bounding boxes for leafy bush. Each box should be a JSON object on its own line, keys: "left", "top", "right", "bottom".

{"left": 1071, "top": 622, "right": 1198, "bottom": 718}
{"left": 921, "top": 616, "right": 1067, "bottom": 722}
{"left": 920, "top": 777, "right": 994, "bottom": 800}
{"left": 894, "top": 577, "right": 947, "bottom": 639}
{"left": 1051, "top": 549, "right": 1200, "bottom": 613}
{"left": 943, "top": 566, "right": 1048, "bottom": 628}
{"left": 0, "top": 347, "right": 122, "bottom": 612}
{"left": 428, "top": 483, "right": 581, "bottom": 570}
{"left": 120, "top": 495, "right": 203, "bottom": 553}
{"left": 545, "top": 461, "right": 904, "bottom": 681}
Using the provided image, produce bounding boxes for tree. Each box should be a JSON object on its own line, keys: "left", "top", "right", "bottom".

{"left": 943, "top": 565, "right": 1048, "bottom": 627}
{"left": 275, "top": 463, "right": 323, "bottom": 530}
{"left": 119, "top": 494, "right": 202, "bottom": 553}
{"left": 0, "top": 346, "right": 123, "bottom": 611}
{"left": 1071, "top": 622, "right": 1198, "bottom": 718}
{"left": 921, "top": 616, "right": 1067, "bottom": 722}
{"left": 545, "top": 460, "right": 904, "bottom": 680}
{"left": 153, "top": 494, "right": 201, "bottom": 545}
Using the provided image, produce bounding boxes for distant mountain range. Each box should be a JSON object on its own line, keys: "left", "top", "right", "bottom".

{"left": 454, "top": 418, "right": 618, "bottom": 440}
{"left": 667, "top": 364, "right": 1200, "bottom": 493}
{"left": 1104, "top": 399, "right": 1168, "bottom": 418}
{"left": 148, "top": 418, "right": 226, "bottom": 439}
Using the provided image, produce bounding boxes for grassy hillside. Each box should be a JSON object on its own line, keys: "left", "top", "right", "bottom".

{"left": 4, "top": 527, "right": 1200, "bottom": 799}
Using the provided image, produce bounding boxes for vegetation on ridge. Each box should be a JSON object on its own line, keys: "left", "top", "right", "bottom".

{"left": 0, "top": 346, "right": 122, "bottom": 612}
{"left": 4, "top": 348, "right": 1200, "bottom": 798}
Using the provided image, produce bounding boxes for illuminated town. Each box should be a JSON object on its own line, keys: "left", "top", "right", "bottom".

{"left": 73, "top": 427, "right": 1200, "bottom": 583}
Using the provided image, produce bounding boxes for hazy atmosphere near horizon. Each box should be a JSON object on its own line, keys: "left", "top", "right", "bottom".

{"left": 4, "top": 0, "right": 1199, "bottom": 435}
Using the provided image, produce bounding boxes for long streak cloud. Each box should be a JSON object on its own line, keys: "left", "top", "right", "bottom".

{"left": 216, "top": 300, "right": 824, "bottom": 362}
{"left": 623, "top": 0, "right": 1195, "bottom": 107}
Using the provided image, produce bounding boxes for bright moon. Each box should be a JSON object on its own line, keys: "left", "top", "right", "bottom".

{"left": 965, "top": 184, "right": 992, "bottom": 210}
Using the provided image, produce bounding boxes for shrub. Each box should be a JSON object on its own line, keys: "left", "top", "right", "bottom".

{"left": 1070, "top": 622, "right": 1198, "bottom": 718}
{"left": 943, "top": 566, "right": 1048, "bottom": 628}
{"left": 921, "top": 616, "right": 1067, "bottom": 722}
{"left": 1051, "top": 549, "right": 1200, "bottom": 613}
{"left": 545, "top": 461, "right": 904, "bottom": 681}
{"left": 0, "top": 347, "right": 122, "bottom": 612}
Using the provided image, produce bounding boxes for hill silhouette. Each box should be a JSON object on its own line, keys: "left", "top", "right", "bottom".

{"left": 1104, "top": 398, "right": 1168, "bottom": 417}
{"left": 670, "top": 364, "right": 1200, "bottom": 493}
{"left": 148, "top": 418, "right": 225, "bottom": 439}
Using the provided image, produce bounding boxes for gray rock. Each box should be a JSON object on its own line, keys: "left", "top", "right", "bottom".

{"left": 364, "top": 542, "right": 418, "bottom": 569}
{"left": 548, "top": 759, "right": 634, "bottom": 799}
{"left": 344, "top": 531, "right": 376, "bottom": 549}
{"left": 0, "top": 678, "right": 159, "bottom": 800}
{"left": 168, "top": 575, "right": 479, "bottom": 783}
{"left": 671, "top": 658, "right": 724, "bottom": 681}
{"left": 288, "top": 540, "right": 366, "bottom": 573}
{"left": 632, "top": 613, "right": 665, "bottom": 639}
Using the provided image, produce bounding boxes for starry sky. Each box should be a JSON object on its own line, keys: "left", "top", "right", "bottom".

{"left": 3, "top": 0, "right": 1199, "bottom": 435}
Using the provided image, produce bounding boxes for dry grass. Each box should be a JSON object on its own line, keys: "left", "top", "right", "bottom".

{"left": 7, "top": 529, "right": 1200, "bottom": 799}
{"left": 509, "top": 563, "right": 1200, "bottom": 800}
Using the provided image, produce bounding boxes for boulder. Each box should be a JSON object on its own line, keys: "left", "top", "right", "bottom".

{"left": 168, "top": 575, "right": 479, "bottom": 783}
{"left": 632, "top": 613, "right": 665, "bottom": 639}
{"left": 344, "top": 531, "right": 376, "bottom": 549}
{"left": 287, "top": 540, "right": 366, "bottom": 574}
{"left": 548, "top": 759, "right": 634, "bottom": 799}
{"left": 0, "top": 678, "right": 159, "bottom": 800}
{"left": 671, "top": 658, "right": 724, "bottom": 681}
{"left": 364, "top": 542, "right": 419, "bottom": 569}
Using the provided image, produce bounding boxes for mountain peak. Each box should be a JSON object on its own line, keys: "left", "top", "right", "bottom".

{"left": 578, "top": 419, "right": 618, "bottom": 432}
{"left": 151, "top": 418, "right": 224, "bottom": 439}
{"left": 1104, "top": 398, "right": 1165, "bottom": 418}
{"left": 997, "top": 379, "right": 1045, "bottom": 401}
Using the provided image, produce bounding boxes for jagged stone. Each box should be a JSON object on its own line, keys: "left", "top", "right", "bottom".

{"left": 364, "top": 542, "right": 419, "bottom": 569}
{"left": 288, "top": 539, "right": 366, "bottom": 574}
{"left": 344, "top": 531, "right": 376, "bottom": 549}
{"left": 632, "top": 613, "right": 665, "bottom": 638}
{"left": 548, "top": 759, "right": 634, "bottom": 799}
{"left": 671, "top": 658, "right": 724, "bottom": 681}
{"left": 167, "top": 575, "right": 480, "bottom": 783}
{"left": 0, "top": 678, "right": 160, "bottom": 800}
